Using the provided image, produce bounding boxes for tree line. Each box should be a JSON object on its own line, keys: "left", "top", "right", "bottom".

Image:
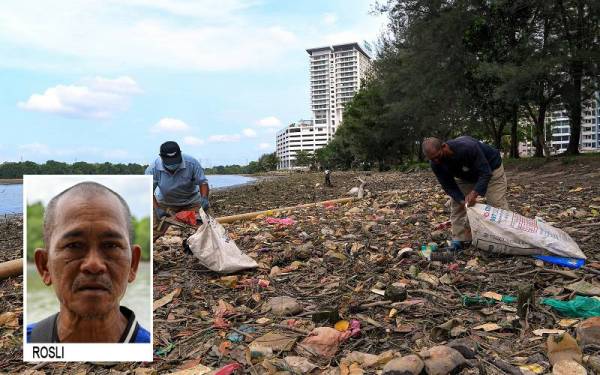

{"left": 0, "top": 161, "right": 146, "bottom": 178}
{"left": 0, "top": 154, "right": 282, "bottom": 178}
{"left": 314, "top": 0, "right": 600, "bottom": 170}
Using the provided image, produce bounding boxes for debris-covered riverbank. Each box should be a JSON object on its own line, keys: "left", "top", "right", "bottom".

{"left": 2, "top": 158, "right": 600, "bottom": 374}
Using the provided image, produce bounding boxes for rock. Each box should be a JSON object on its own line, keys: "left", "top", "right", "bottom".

{"left": 586, "top": 356, "right": 600, "bottom": 373}
{"left": 343, "top": 351, "right": 395, "bottom": 368}
{"left": 547, "top": 333, "right": 582, "bottom": 366}
{"left": 324, "top": 250, "right": 347, "bottom": 264}
{"left": 263, "top": 296, "right": 303, "bottom": 316}
{"left": 284, "top": 356, "right": 318, "bottom": 373}
{"left": 385, "top": 284, "right": 407, "bottom": 302}
{"left": 419, "top": 346, "right": 466, "bottom": 375}
{"left": 430, "top": 230, "right": 447, "bottom": 242}
{"left": 565, "top": 280, "right": 600, "bottom": 296}
{"left": 576, "top": 317, "right": 600, "bottom": 348}
{"left": 382, "top": 355, "right": 424, "bottom": 375}
{"left": 448, "top": 338, "right": 478, "bottom": 359}
{"left": 552, "top": 359, "right": 587, "bottom": 375}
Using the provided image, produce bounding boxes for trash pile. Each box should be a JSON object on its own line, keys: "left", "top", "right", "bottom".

{"left": 147, "top": 163, "right": 600, "bottom": 374}
{"left": 2, "top": 159, "right": 600, "bottom": 374}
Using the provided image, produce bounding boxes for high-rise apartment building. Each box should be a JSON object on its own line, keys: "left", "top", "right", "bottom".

{"left": 275, "top": 43, "right": 372, "bottom": 169}
{"left": 307, "top": 43, "right": 372, "bottom": 141}
{"left": 548, "top": 92, "right": 600, "bottom": 153}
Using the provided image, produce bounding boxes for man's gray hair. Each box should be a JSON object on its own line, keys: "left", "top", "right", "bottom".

{"left": 422, "top": 137, "right": 443, "bottom": 154}
{"left": 43, "top": 181, "right": 134, "bottom": 246}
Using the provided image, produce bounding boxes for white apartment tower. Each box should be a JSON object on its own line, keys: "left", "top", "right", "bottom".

{"left": 548, "top": 92, "right": 600, "bottom": 153}
{"left": 275, "top": 43, "right": 372, "bottom": 169}
{"left": 307, "top": 43, "right": 372, "bottom": 139}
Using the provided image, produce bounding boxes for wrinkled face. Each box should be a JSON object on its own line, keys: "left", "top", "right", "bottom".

{"left": 36, "top": 193, "right": 138, "bottom": 319}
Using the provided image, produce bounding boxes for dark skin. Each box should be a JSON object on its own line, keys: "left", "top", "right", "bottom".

{"left": 34, "top": 193, "right": 141, "bottom": 343}
{"left": 424, "top": 142, "right": 479, "bottom": 207}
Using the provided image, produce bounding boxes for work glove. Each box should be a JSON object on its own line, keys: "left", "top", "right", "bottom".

{"left": 155, "top": 207, "right": 169, "bottom": 219}
{"left": 200, "top": 196, "right": 210, "bottom": 211}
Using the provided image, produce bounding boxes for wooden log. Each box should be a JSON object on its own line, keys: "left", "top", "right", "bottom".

{"left": 0, "top": 259, "right": 23, "bottom": 280}
{"left": 216, "top": 197, "right": 358, "bottom": 224}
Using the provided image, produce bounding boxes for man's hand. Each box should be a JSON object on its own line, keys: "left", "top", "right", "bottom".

{"left": 155, "top": 207, "right": 169, "bottom": 219}
{"left": 200, "top": 196, "right": 210, "bottom": 211}
{"left": 465, "top": 191, "right": 479, "bottom": 207}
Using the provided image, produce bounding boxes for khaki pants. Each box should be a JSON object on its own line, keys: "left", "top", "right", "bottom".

{"left": 153, "top": 202, "right": 201, "bottom": 241}
{"left": 450, "top": 164, "right": 509, "bottom": 241}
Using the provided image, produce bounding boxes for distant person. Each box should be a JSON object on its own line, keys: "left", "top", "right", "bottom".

{"left": 324, "top": 169, "right": 332, "bottom": 187}
{"left": 422, "top": 136, "right": 509, "bottom": 250}
{"left": 145, "top": 141, "right": 209, "bottom": 240}
{"left": 28, "top": 182, "right": 149, "bottom": 343}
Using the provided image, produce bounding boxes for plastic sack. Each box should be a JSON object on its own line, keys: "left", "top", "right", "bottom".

{"left": 541, "top": 296, "right": 600, "bottom": 318}
{"left": 186, "top": 208, "right": 258, "bottom": 273}
{"left": 466, "top": 204, "right": 586, "bottom": 259}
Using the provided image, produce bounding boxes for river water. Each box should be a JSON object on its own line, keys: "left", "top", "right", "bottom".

{"left": 0, "top": 174, "right": 254, "bottom": 215}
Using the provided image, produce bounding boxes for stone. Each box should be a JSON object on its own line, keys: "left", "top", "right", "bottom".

{"left": 430, "top": 230, "right": 447, "bottom": 242}
{"left": 546, "top": 333, "right": 582, "bottom": 366}
{"left": 447, "top": 337, "right": 478, "bottom": 359}
{"left": 324, "top": 250, "right": 347, "bottom": 264}
{"left": 262, "top": 296, "right": 303, "bottom": 316}
{"left": 420, "top": 346, "right": 466, "bottom": 375}
{"left": 382, "top": 355, "right": 424, "bottom": 375}
{"left": 576, "top": 317, "right": 600, "bottom": 348}
{"left": 385, "top": 284, "right": 407, "bottom": 302}
{"left": 552, "top": 360, "right": 587, "bottom": 375}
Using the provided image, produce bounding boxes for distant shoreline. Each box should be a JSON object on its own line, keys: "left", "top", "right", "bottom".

{"left": 0, "top": 179, "right": 22, "bottom": 185}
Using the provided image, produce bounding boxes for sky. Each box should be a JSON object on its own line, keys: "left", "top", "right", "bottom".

{"left": 25, "top": 175, "right": 152, "bottom": 218}
{"left": 0, "top": 0, "right": 386, "bottom": 167}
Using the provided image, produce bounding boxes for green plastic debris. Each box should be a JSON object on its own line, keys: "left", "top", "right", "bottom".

{"left": 541, "top": 296, "right": 600, "bottom": 318}
{"left": 155, "top": 342, "right": 175, "bottom": 357}
{"left": 462, "top": 294, "right": 516, "bottom": 307}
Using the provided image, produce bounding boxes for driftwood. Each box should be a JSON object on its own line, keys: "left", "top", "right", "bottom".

{"left": 0, "top": 259, "right": 22, "bottom": 280}
{"left": 216, "top": 197, "right": 358, "bottom": 224}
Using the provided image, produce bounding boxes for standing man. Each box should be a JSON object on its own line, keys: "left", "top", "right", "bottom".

{"left": 146, "top": 141, "right": 209, "bottom": 240}
{"left": 422, "top": 136, "right": 509, "bottom": 250}
{"left": 324, "top": 168, "right": 332, "bottom": 187}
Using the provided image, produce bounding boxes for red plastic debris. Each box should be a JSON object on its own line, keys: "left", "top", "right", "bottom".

{"left": 213, "top": 362, "right": 243, "bottom": 375}
{"left": 175, "top": 210, "right": 197, "bottom": 225}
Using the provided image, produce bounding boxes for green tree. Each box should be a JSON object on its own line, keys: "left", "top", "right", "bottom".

{"left": 293, "top": 150, "right": 313, "bottom": 167}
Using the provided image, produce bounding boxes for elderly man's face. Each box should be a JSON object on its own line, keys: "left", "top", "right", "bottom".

{"left": 35, "top": 193, "right": 140, "bottom": 319}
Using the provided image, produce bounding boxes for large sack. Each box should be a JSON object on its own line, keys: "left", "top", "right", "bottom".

{"left": 186, "top": 208, "right": 258, "bottom": 273}
{"left": 466, "top": 204, "right": 586, "bottom": 259}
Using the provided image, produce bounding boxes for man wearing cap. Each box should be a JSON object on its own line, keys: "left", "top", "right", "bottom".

{"left": 145, "top": 141, "right": 209, "bottom": 240}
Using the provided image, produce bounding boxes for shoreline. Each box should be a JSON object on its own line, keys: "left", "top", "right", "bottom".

{"left": 0, "top": 179, "right": 22, "bottom": 185}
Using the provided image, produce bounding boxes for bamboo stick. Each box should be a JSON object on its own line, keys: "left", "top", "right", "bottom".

{"left": 216, "top": 197, "right": 358, "bottom": 224}
{"left": 0, "top": 259, "right": 23, "bottom": 280}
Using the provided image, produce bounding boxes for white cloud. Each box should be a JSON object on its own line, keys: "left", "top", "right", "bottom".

{"left": 256, "top": 116, "right": 282, "bottom": 128}
{"left": 0, "top": 1, "right": 300, "bottom": 72}
{"left": 323, "top": 13, "right": 337, "bottom": 26}
{"left": 85, "top": 76, "right": 143, "bottom": 94}
{"left": 257, "top": 142, "right": 273, "bottom": 150}
{"left": 17, "top": 143, "right": 132, "bottom": 161}
{"left": 242, "top": 128, "right": 257, "bottom": 137}
{"left": 18, "top": 76, "right": 141, "bottom": 119}
{"left": 183, "top": 136, "right": 205, "bottom": 146}
{"left": 208, "top": 134, "right": 241, "bottom": 143}
{"left": 151, "top": 118, "right": 191, "bottom": 133}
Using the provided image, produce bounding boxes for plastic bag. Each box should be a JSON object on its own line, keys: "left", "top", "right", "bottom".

{"left": 541, "top": 296, "right": 600, "bottom": 318}
{"left": 175, "top": 210, "right": 197, "bottom": 226}
{"left": 186, "top": 208, "right": 258, "bottom": 273}
{"left": 466, "top": 204, "right": 586, "bottom": 259}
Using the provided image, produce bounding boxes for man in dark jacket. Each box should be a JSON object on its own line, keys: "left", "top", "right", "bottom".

{"left": 423, "top": 136, "right": 509, "bottom": 249}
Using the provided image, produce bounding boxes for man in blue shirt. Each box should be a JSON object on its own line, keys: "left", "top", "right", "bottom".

{"left": 28, "top": 182, "right": 150, "bottom": 343}
{"left": 145, "top": 141, "right": 209, "bottom": 240}
{"left": 423, "top": 136, "right": 509, "bottom": 249}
